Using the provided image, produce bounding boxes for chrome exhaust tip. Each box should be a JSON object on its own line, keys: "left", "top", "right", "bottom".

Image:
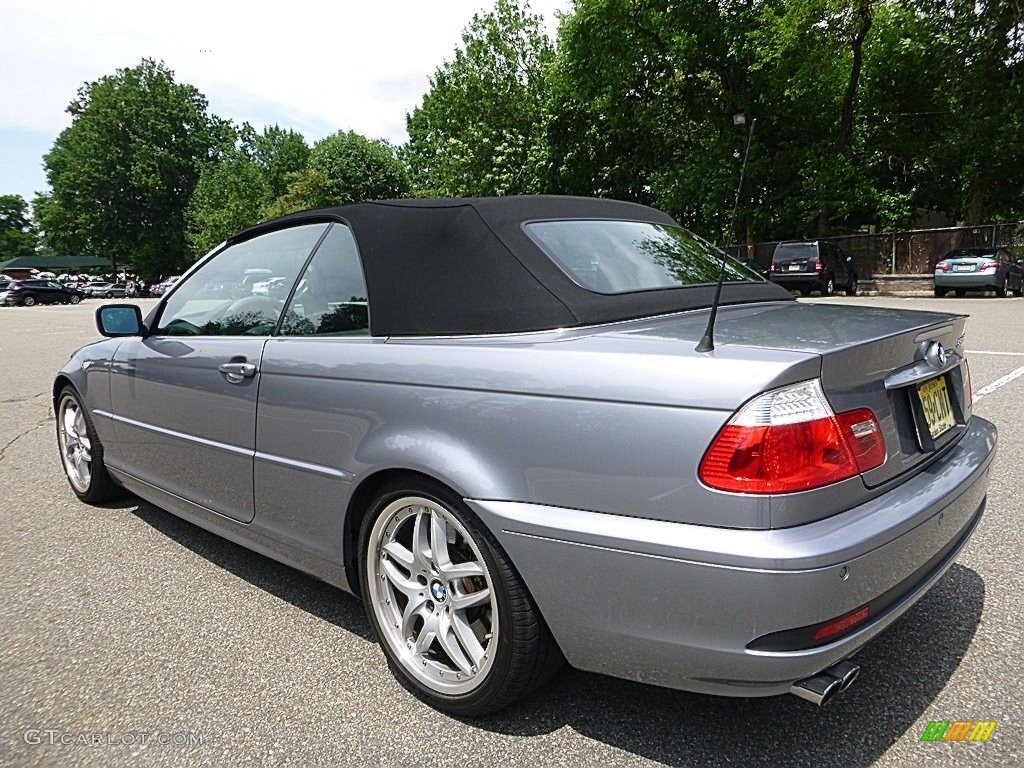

{"left": 789, "top": 673, "right": 843, "bottom": 707}
{"left": 828, "top": 660, "right": 860, "bottom": 692}
{"left": 789, "top": 660, "right": 861, "bottom": 706}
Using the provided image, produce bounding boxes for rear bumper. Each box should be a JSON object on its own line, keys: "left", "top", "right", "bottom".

{"left": 770, "top": 272, "right": 825, "bottom": 289}
{"left": 468, "top": 416, "right": 996, "bottom": 696}
{"left": 934, "top": 272, "right": 1000, "bottom": 288}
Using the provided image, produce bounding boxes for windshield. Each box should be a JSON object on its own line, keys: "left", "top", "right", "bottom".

{"left": 525, "top": 220, "right": 762, "bottom": 294}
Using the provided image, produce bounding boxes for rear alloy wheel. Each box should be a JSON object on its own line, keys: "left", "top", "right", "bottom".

{"left": 822, "top": 275, "right": 836, "bottom": 296}
{"left": 69, "top": 294, "right": 81, "bottom": 304}
{"left": 23, "top": 295, "right": 36, "bottom": 307}
{"left": 845, "top": 274, "right": 858, "bottom": 296}
{"left": 934, "top": 287, "right": 947, "bottom": 298}
{"left": 360, "top": 479, "right": 562, "bottom": 716}
{"left": 56, "top": 386, "right": 125, "bottom": 504}
{"left": 995, "top": 277, "right": 1008, "bottom": 298}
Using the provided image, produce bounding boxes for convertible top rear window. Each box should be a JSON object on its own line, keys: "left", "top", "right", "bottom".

{"left": 525, "top": 220, "right": 762, "bottom": 294}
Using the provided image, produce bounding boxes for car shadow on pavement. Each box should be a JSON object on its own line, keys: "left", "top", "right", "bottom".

{"left": 119, "top": 498, "right": 375, "bottom": 642}
{"left": 471, "top": 563, "right": 984, "bottom": 767}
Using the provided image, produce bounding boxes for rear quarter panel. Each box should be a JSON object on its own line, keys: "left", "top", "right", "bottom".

{"left": 252, "top": 331, "right": 821, "bottom": 556}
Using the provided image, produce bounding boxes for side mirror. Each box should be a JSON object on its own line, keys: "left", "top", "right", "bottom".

{"left": 96, "top": 304, "right": 147, "bottom": 337}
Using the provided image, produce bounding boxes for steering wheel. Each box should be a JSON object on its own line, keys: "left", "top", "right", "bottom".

{"left": 223, "top": 295, "right": 284, "bottom": 318}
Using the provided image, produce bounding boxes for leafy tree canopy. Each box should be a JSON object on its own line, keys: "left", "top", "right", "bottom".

{"left": 266, "top": 130, "right": 409, "bottom": 217}
{"left": 186, "top": 123, "right": 310, "bottom": 256}
{"left": 41, "top": 58, "right": 221, "bottom": 277}
{"left": 405, "top": 0, "right": 555, "bottom": 196}
{"left": 0, "top": 194, "right": 38, "bottom": 261}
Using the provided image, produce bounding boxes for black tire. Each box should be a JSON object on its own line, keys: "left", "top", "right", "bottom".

{"left": 934, "top": 287, "right": 947, "bottom": 298}
{"left": 955, "top": 289, "right": 966, "bottom": 297}
{"left": 995, "top": 277, "right": 1007, "bottom": 298}
{"left": 23, "top": 295, "right": 36, "bottom": 307}
{"left": 799, "top": 287, "right": 812, "bottom": 297}
{"left": 69, "top": 294, "right": 81, "bottom": 304}
{"left": 821, "top": 275, "right": 836, "bottom": 296}
{"left": 845, "top": 273, "right": 858, "bottom": 296}
{"left": 359, "top": 477, "right": 563, "bottom": 716}
{"left": 56, "top": 385, "right": 126, "bottom": 504}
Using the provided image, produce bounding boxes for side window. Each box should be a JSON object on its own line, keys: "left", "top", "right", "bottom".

{"left": 155, "top": 223, "right": 328, "bottom": 336}
{"left": 279, "top": 224, "right": 369, "bottom": 337}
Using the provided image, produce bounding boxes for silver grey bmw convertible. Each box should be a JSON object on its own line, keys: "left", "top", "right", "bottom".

{"left": 54, "top": 196, "right": 996, "bottom": 715}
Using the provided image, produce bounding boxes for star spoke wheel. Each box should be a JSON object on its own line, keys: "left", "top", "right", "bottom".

{"left": 360, "top": 480, "right": 564, "bottom": 716}
{"left": 366, "top": 495, "right": 498, "bottom": 694}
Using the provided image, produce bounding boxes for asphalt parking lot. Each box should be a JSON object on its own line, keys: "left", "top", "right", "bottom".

{"left": 1, "top": 295, "right": 1022, "bottom": 768}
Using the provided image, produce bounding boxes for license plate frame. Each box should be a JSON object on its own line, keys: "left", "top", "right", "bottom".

{"left": 917, "top": 376, "right": 956, "bottom": 441}
{"left": 953, "top": 264, "right": 973, "bottom": 272}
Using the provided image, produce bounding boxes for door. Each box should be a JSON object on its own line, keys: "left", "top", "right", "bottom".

{"left": 108, "top": 222, "right": 329, "bottom": 523}
{"left": 255, "top": 223, "right": 374, "bottom": 557}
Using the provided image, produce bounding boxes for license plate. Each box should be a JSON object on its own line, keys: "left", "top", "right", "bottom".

{"left": 788, "top": 264, "right": 802, "bottom": 271}
{"left": 954, "top": 264, "right": 973, "bottom": 272}
{"left": 918, "top": 376, "right": 955, "bottom": 439}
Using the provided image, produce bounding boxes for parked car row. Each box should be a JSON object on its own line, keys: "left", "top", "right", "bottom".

{"left": 1, "top": 279, "right": 85, "bottom": 306}
{"left": 738, "top": 242, "right": 1023, "bottom": 299}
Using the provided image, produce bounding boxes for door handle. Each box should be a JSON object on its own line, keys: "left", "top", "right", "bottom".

{"left": 218, "top": 362, "right": 257, "bottom": 383}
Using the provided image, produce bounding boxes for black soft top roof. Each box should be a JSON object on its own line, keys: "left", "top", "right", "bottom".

{"left": 232, "top": 195, "right": 791, "bottom": 336}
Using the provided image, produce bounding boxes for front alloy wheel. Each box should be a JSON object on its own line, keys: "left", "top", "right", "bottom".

{"left": 56, "top": 386, "right": 124, "bottom": 503}
{"left": 360, "top": 481, "right": 562, "bottom": 715}
{"left": 58, "top": 395, "right": 92, "bottom": 494}
{"left": 23, "top": 295, "right": 36, "bottom": 307}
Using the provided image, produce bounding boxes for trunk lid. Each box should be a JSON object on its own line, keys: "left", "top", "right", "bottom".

{"left": 615, "top": 301, "right": 973, "bottom": 523}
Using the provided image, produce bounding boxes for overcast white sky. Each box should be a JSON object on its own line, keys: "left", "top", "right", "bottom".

{"left": 0, "top": 0, "right": 571, "bottom": 205}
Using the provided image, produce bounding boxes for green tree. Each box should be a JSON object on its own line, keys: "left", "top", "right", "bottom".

{"left": 0, "top": 194, "right": 38, "bottom": 261}
{"left": 250, "top": 125, "right": 311, "bottom": 200}
{"left": 185, "top": 124, "right": 310, "bottom": 255}
{"left": 41, "top": 59, "right": 221, "bottom": 277}
{"left": 266, "top": 130, "right": 409, "bottom": 216}
{"left": 913, "top": 0, "right": 1024, "bottom": 222}
{"left": 549, "top": 0, "right": 770, "bottom": 241}
{"left": 404, "top": 0, "right": 555, "bottom": 196}
{"left": 186, "top": 155, "right": 272, "bottom": 255}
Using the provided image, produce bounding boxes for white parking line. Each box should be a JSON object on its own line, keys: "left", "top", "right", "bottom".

{"left": 969, "top": 350, "right": 1024, "bottom": 357}
{"left": 974, "top": 364, "right": 1024, "bottom": 403}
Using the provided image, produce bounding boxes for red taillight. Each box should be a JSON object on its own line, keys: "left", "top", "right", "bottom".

{"left": 811, "top": 605, "right": 870, "bottom": 642}
{"left": 770, "top": 262, "right": 778, "bottom": 271}
{"left": 815, "top": 257, "right": 825, "bottom": 273}
{"left": 979, "top": 261, "right": 999, "bottom": 270}
{"left": 835, "top": 408, "right": 886, "bottom": 473}
{"left": 934, "top": 262, "right": 949, "bottom": 272}
{"left": 698, "top": 380, "right": 886, "bottom": 494}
